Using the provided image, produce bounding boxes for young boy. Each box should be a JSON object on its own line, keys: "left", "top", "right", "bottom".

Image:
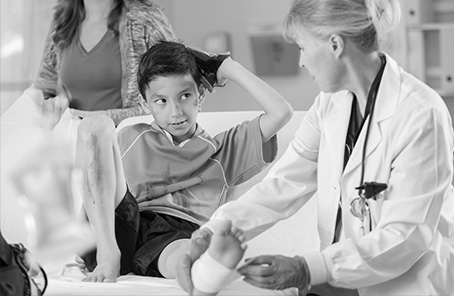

{"left": 75, "top": 41, "right": 293, "bottom": 283}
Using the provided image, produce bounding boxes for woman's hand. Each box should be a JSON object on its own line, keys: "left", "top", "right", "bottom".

{"left": 70, "top": 109, "right": 107, "bottom": 119}
{"left": 40, "top": 95, "right": 69, "bottom": 130}
{"left": 237, "top": 255, "right": 311, "bottom": 292}
{"left": 35, "top": 81, "right": 71, "bottom": 130}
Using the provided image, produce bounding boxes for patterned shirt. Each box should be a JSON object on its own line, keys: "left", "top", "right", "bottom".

{"left": 36, "top": 0, "right": 177, "bottom": 125}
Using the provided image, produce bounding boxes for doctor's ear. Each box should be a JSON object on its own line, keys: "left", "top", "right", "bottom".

{"left": 329, "top": 34, "right": 344, "bottom": 58}
{"left": 139, "top": 94, "right": 151, "bottom": 114}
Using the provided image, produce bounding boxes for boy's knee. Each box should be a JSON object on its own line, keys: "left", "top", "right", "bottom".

{"left": 78, "top": 115, "right": 115, "bottom": 143}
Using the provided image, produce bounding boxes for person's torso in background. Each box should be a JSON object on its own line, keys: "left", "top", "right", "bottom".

{"left": 60, "top": 31, "right": 122, "bottom": 111}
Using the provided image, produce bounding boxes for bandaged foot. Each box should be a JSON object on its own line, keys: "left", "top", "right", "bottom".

{"left": 191, "top": 220, "right": 246, "bottom": 296}
{"left": 175, "top": 227, "right": 212, "bottom": 290}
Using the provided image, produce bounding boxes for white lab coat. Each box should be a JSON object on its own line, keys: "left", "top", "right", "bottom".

{"left": 208, "top": 54, "right": 454, "bottom": 295}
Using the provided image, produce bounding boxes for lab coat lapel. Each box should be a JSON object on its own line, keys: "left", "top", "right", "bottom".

{"left": 343, "top": 54, "right": 400, "bottom": 177}
{"left": 324, "top": 91, "right": 354, "bottom": 178}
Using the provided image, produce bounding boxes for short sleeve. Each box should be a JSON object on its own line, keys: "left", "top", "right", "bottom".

{"left": 213, "top": 115, "right": 277, "bottom": 186}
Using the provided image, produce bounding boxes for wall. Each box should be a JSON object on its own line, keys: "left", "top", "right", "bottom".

{"left": 396, "top": 0, "right": 454, "bottom": 123}
{"left": 0, "top": 0, "right": 54, "bottom": 114}
{"left": 166, "top": 0, "right": 320, "bottom": 112}
{"left": 168, "top": 0, "right": 454, "bottom": 120}
{"left": 1, "top": 0, "right": 453, "bottom": 117}
{"left": 0, "top": 0, "right": 320, "bottom": 114}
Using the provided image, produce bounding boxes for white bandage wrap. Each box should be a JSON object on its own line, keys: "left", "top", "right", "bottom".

{"left": 191, "top": 252, "right": 235, "bottom": 293}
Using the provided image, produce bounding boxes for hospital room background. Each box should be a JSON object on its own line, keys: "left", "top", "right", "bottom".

{"left": 1, "top": 0, "right": 454, "bottom": 294}
{"left": 1, "top": 0, "right": 454, "bottom": 116}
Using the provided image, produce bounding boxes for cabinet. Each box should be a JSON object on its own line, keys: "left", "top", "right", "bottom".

{"left": 402, "top": 0, "right": 454, "bottom": 96}
{"left": 248, "top": 24, "right": 299, "bottom": 77}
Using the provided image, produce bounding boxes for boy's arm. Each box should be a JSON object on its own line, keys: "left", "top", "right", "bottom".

{"left": 217, "top": 58, "right": 293, "bottom": 142}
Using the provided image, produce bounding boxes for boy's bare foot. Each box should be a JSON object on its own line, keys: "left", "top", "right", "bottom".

{"left": 83, "top": 248, "right": 121, "bottom": 283}
{"left": 192, "top": 220, "right": 247, "bottom": 296}
{"left": 207, "top": 221, "right": 245, "bottom": 269}
{"left": 190, "top": 228, "right": 212, "bottom": 260}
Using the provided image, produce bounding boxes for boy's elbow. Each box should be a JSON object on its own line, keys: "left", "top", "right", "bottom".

{"left": 277, "top": 100, "right": 294, "bottom": 126}
{"left": 260, "top": 100, "right": 293, "bottom": 142}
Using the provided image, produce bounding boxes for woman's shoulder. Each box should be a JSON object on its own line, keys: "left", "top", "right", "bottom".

{"left": 382, "top": 54, "right": 443, "bottom": 112}
{"left": 125, "top": 0, "right": 160, "bottom": 9}
{"left": 398, "top": 68, "right": 446, "bottom": 114}
{"left": 124, "top": 0, "right": 167, "bottom": 20}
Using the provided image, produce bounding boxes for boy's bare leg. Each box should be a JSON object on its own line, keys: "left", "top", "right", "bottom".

{"left": 158, "top": 239, "right": 191, "bottom": 278}
{"left": 76, "top": 115, "right": 127, "bottom": 283}
{"left": 158, "top": 232, "right": 212, "bottom": 279}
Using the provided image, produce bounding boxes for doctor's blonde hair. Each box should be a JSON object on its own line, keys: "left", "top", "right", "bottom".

{"left": 283, "top": 0, "right": 401, "bottom": 53}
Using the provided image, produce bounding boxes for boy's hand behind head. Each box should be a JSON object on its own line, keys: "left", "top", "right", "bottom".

{"left": 188, "top": 47, "right": 230, "bottom": 93}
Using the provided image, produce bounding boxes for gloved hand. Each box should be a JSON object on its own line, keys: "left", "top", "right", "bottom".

{"left": 188, "top": 47, "right": 230, "bottom": 93}
{"left": 237, "top": 255, "right": 311, "bottom": 292}
{"left": 175, "top": 227, "right": 213, "bottom": 295}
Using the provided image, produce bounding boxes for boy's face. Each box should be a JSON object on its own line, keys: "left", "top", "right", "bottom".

{"left": 144, "top": 74, "right": 202, "bottom": 144}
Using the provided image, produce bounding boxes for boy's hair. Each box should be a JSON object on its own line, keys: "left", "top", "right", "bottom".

{"left": 137, "top": 41, "right": 202, "bottom": 101}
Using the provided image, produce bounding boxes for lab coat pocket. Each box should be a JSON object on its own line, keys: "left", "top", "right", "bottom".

{"left": 366, "top": 192, "right": 386, "bottom": 231}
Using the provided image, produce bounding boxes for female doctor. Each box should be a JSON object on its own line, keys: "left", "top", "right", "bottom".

{"left": 178, "top": 0, "right": 454, "bottom": 295}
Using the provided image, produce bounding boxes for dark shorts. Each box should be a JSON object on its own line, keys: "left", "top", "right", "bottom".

{"left": 308, "top": 283, "right": 359, "bottom": 296}
{"left": 82, "top": 190, "right": 199, "bottom": 277}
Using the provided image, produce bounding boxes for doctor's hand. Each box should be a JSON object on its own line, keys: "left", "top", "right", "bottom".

{"left": 238, "top": 255, "right": 311, "bottom": 292}
{"left": 175, "top": 227, "right": 213, "bottom": 295}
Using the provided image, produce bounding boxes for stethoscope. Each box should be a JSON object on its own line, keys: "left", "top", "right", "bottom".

{"left": 349, "top": 55, "right": 388, "bottom": 232}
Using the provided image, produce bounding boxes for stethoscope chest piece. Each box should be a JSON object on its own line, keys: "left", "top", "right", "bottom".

{"left": 350, "top": 196, "right": 369, "bottom": 219}
{"left": 350, "top": 182, "right": 387, "bottom": 221}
